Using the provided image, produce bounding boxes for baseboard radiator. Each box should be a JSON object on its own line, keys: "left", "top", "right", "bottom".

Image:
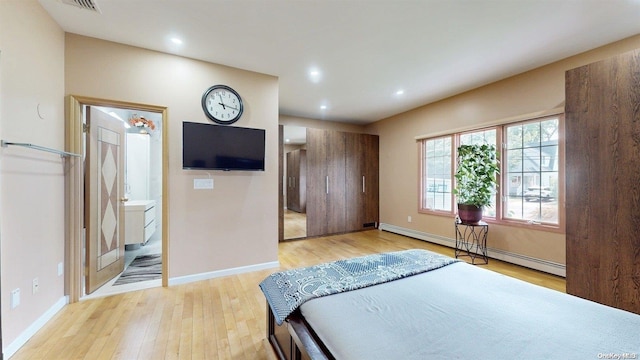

{"left": 378, "top": 223, "right": 566, "bottom": 277}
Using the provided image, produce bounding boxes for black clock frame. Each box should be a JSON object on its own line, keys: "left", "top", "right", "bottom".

{"left": 201, "top": 84, "right": 244, "bottom": 125}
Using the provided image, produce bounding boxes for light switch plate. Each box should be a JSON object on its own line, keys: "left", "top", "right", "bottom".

{"left": 194, "top": 178, "right": 214, "bottom": 189}
{"left": 11, "top": 288, "right": 20, "bottom": 309}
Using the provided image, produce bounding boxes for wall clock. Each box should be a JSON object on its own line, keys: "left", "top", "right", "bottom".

{"left": 201, "top": 85, "right": 244, "bottom": 125}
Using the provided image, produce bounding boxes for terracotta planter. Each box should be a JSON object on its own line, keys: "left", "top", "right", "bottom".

{"left": 458, "top": 204, "right": 483, "bottom": 224}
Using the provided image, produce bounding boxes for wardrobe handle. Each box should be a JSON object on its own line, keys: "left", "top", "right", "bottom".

{"left": 326, "top": 176, "right": 329, "bottom": 194}
{"left": 362, "top": 176, "right": 365, "bottom": 193}
{"left": 293, "top": 177, "right": 296, "bottom": 188}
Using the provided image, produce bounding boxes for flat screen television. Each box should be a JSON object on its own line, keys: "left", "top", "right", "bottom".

{"left": 182, "top": 121, "right": 265, "bottom": 171}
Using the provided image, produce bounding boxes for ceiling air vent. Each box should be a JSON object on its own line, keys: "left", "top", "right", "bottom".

{"left": 60, "top": 0, "right": 101, "bottom": 13}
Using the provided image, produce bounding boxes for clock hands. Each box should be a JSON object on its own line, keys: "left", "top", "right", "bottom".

{"left": 217, "top": 93, "right": 226, "bottom": 110}
{"left": 216, "top": 94, "right": 238, "bottom": 111}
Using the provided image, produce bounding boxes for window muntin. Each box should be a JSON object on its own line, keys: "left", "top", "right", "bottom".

{"left": 419, "top": 115, "right": 562, "bottom": 230}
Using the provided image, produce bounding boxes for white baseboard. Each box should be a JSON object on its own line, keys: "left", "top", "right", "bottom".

{"left": 5, "top": 296, "right": 69, "bottom": 359}
{"left": 168, "top": 261, "right": 280, "bottom": 286}
{"left": 379, "top": 223, "right": 566, "bottom": 277}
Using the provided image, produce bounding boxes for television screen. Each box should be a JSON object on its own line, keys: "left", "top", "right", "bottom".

{"left": 182, "top": 122, "right": 265, "bottom": 171}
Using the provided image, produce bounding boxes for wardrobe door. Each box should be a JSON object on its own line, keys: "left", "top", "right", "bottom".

{"left": 362, "top": 134, "right": 379, "bottom": 228}
{"left": 307, "top": 129, "right": 346, "bottom": 236}
{"left": 345, "top": 132, "right": 365, "bottom": 231}
{"left": 325, "top": 130, "right": 346, "bottom": 234}
{"left": 345, "top": 133, "right": 379, "bottom": 231}
{"left": 306, "top": 128, "right": 330, "bottom": 237}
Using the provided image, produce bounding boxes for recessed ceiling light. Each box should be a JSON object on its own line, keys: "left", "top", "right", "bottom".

{"left": 171, "top": 37, "right": 183, "bottom": 45}
{"left": 320, "top": 105, "right": 327, "bottom": 110}
{"left": 396, "top": 89, "right": 405, "bottom": 95}
{"left": 285, "top": 138, "right": 291, "bottom": 143}
{"left": 309, "top": 68, "right": 322, "bottom": 83}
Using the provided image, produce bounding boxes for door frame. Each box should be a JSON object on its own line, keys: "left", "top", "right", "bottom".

{"left": 65, "top": 95, "right": 169, "bottom": 303}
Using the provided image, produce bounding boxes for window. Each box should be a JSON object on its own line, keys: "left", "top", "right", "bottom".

{"left": 459, "top": 128, "right": 498, "bottom": 218}
{"left": 419, "top": 115, "right": 563, "bottom": 230}
{"left": 504, "top": 118, "right": 560, "bottom": 224}
{"left": 420, "top": 136, "right": 453, "bottom": 212}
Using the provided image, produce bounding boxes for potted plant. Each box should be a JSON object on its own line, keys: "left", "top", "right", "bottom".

{"left": 453, "top": 144, "right": 500, "bottom": 223}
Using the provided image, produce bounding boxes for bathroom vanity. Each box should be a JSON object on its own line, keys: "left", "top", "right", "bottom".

{"left": 124, "top": 200, "right": 156, "bottom": 246}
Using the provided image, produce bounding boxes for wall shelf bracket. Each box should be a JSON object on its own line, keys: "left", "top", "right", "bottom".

{"left": 1, "top": 140, "right": 81, "bottom": 158}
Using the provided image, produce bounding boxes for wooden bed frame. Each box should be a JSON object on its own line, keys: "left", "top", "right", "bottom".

{"left": 266, "top": 303, "right": 333, "bottom": 360}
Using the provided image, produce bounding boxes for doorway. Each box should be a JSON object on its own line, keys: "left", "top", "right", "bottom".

{"left": 66, "top": 96, "right": 168, "bottom": 303}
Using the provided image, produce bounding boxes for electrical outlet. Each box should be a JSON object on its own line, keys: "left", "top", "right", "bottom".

{"left": 32, "top": 278, "right": 39, "bottom": 294}
{"left": 58, "top": 262, "right": 64, "bottom": 276}
{"left": 408, "top": 216, "right": 412, "bottom": 223}
{"left": 11, "top": 288, "right": 20, "bottom": 309}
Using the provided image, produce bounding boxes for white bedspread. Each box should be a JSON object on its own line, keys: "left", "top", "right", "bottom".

{"left": 300, "top": 261, "right": 640, "bottom": 359}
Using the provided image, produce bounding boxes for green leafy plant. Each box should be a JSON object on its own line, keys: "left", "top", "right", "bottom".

{"left": 453, "top": 144, "right": 500, "bottom": 207}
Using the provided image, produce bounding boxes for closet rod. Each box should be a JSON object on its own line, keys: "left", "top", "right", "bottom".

{"left": 1, "top": 140, "right": 81, "bottom": 158}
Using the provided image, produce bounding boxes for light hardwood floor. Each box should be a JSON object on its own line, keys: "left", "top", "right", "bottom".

{"left": 283, "top": 209, "right": 306, "bottom": 239}
{"left": 11, "top": 230, "right": 565, "bottom": 359}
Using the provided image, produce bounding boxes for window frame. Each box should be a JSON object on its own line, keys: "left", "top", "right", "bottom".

{"left": 418, "top": 114, "right": 565, "bottom": 233}
{"left": 418, "top": 134, "right": 455, "bottom": 215}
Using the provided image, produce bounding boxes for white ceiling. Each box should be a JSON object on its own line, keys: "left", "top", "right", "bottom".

{"left": 40, "top": 0, "right": 640, "bottom": 125}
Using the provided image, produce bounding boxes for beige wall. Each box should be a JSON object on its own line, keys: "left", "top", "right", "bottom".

{"left": 65, "top": 34, "right": 280, "bottom": 279}
{"left": 280, "top": 114, "right": 367, "bottom": 133}
{"left": 368, "top": 34, "right": 640, "bottom": 265}
{"left": 0, "top": 0, "right": 66, "bottom": 349}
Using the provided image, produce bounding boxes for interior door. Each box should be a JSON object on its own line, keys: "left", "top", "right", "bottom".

{"left": 85, "top": 106, "right": 126, "bottom": 294}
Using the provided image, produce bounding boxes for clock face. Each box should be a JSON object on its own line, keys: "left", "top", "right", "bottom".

{"left": 201, "top": 85, "right": 244, "bottom": 124}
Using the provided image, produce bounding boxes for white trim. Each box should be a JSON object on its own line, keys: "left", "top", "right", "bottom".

{"left": 4, "top": 296, "right": 69, "bottom": 358}
{"left": 379, "top": 223, "right": 566, "bottom": 277}
{"left": 168, "top": 261, "right": 280, "bottom": 286}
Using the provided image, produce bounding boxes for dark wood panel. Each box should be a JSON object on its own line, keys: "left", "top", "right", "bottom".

{"left": 345, "top": 132, "right": 364, "bottom": 231}
{"left": 297, "top": 150, "right": 307, "bottom": 213}
{"left": 345, "top": 133, "right": 379, "bottom": 231}
{"left": 565, "top": 49, "right": 640, "bottom": 315}
{"left": 306, "top": 128, "right": 329, "bottom": 237}
{"left": 279, "top": 125, "right": 284, "bottom": 241}
{"left": 286, "top": 150, "right": 307, "bottom": 213}
{"left": 286, "top": 151, "right": 295, "bottom": 210}
{"left": 306, "top": 129, "right": 378, "bottom": 237}
{"left": 326, "top": 130, "right": 346, "bottom": 234}
{"left": 363, "top": 134, "right": 379, "bottom": 227}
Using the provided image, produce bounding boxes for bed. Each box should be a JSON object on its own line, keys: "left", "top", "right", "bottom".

{"left": 260, "top": 249, "right": 640, "bottom": 360}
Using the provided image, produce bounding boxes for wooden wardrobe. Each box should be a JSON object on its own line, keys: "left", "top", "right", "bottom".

{"left": 306, "top": 129, "right": 379, "bottom": 237}
{"left": 565, "top": 48, "right": 640, "bottom": 315}
{"left": 286, "top": 149, "right": 306, "bottom": 213}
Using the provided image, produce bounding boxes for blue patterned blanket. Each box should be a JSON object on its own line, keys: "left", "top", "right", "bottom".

{"left": 259, "top": 249, "right": 460, "bottom": 325}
